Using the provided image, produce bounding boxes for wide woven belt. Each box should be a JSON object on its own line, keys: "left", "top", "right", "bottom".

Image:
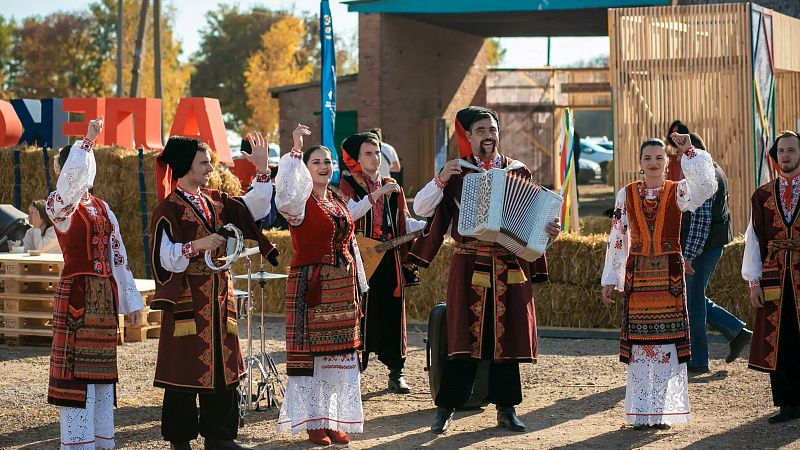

{"left": 766, "top": 238, "right": 800, "bottom": 262}
{"left": 454, "top": 240, "right": 514, "bottom": 257}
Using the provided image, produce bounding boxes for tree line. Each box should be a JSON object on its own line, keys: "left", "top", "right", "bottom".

{"left": 0, "top": 1, "right": 358, "bottom": 140}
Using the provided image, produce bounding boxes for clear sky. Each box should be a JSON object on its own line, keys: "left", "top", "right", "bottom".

{"left": 0, "top": 0, "right": 608, "bottom": 67}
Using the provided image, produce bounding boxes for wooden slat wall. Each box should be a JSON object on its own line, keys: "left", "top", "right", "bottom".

{"left": 776, "top": 72, "right": 800, "bottom": 133}
{"left": 773, "top": 12, "right": 800, "bottom": 73}
{"left": 609, "top": 3, "right": 753, "bottom": 235}
{"left": 554, "top": 68, "right": 611, "bottom": 109}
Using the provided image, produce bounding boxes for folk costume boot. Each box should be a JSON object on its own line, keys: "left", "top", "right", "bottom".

{"left": 767, "top": 406, "right": 800, "bottom": 424}
{"left": 325, "top": 429, "right": 351, "bottom": 444}
{"left": 203, "top": 439, "right": 254, "bottom": 450}
{"left": 307, "top": 429, "right": 332, "bottom": 446}
{"left": 388, "top": 368, "right": 411, "bottom": 394}
{"left": 431, "top": 407, "right": 455, "bottom": 434}
{"left": 725, "top": 328, "right": 753, "bottom": 363}
{"left": 497, "top": 406, "right": 526, "bottom": 432}
{"left": 170, "top": 442, "right": 191, "bottom": 450}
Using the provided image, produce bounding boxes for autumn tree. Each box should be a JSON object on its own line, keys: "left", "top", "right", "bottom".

{"left": 91, "top": 0, "right": 191, "bottom": 128}
{"left": 244, "top": 15, "right": 313, "bottom": 140}
{"left": 191, "top": 6, "right": 357, "bottom": 133}
{"left": 6, "top": 13, "right": 106, "bottom": 98}
{"left": 486, "top": 38, "right": 506, "bottom": 67}
{"left": 190, "top": 6, "right": 287, "bottom": 133}
{"left": 0, "top": 17, "right": 15, "bottom": 97}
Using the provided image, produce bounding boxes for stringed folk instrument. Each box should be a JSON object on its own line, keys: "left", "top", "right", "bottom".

{"left": 355, "top": 230, "right": 423, "bottom": 279}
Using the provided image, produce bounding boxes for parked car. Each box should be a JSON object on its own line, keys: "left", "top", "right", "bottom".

{"left": 577, "top": 158, "right": 602, "bottom": 184}
{"left": 585, "top": 136, "right": 614, "bottom": 151}
{"left": 580, "top": 138, "right": 613, "bottom": 181}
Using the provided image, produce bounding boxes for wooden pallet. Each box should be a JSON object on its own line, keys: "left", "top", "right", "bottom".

{"left": 0, "top": 334, "right": 51, "bottom": 347}
{"left": 124, "top": 324, "right": 161, "bottom": 342}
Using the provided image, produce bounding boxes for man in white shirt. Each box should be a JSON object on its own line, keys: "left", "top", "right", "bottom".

{"left": 368, "top": 128, "right": 401, "bottom": 178}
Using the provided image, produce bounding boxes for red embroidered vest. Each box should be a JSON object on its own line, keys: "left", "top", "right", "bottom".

{"left": 289, "top": 193, "right": 355, "bottom": 267}
{"left": 625, "top": 181, "right": 683, "bottom": 256}
{"left": 56, "top": 197, "right": 113, "bottom": 278}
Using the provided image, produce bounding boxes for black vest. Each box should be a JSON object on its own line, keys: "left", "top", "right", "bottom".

{"left": 680, "top": 162, "right": 732, "bottom": 252}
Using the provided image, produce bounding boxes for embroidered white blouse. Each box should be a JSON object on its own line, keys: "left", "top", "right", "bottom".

{"left": 741, "top": 175, "right": 800, "bottom": 286}
{"left": 45, "top": 138, "right": 143, "bottom": 315}
{"left": 600, "top": 148, "right": 718, "bottom": 291}
{"left": 274, "top": 152, "right": 369, "bottom": 294}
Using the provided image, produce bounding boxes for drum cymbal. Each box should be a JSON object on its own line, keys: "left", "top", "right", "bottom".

{"left": 234, "top": 271, "right": 289, "bottom": 280}
{"left": 233, "top": 289, "right": 249, "bottom": 298}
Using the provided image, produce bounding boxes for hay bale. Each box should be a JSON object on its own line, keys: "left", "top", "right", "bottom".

{"left": 545, "top": 234, "right": 609, "bottom": 287}
{"left": 0, "top": 145, "right": 240, "bottom": 278}
{"left": 1, "top": 145, "right": 755, "bottom": 330}
{"left": 580, "top": 216, "right": 612, "bottom": 235}
{"left": 707, "top": 237, "right": 754, "bottom": 327}
{"left": 534, "top": 282, "right": 622, "bottom": 329}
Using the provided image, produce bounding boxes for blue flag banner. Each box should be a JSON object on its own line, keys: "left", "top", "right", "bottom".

{"left": 320, "top": 0, "right": 339, "bottom": 183}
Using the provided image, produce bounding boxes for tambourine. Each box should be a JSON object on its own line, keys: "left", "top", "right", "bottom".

{"left": 205, "top": 223, "right": 244, "bottom": 271}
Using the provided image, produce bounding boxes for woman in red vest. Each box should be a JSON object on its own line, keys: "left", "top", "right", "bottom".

{"left": 45, "top": 118, "right": 144, "bottom": 449}
{"left": 600, "top": 133, "right": 717, "bottom": 430}
{"left": 274, "top": 124, "right": 366, "bottom": 446}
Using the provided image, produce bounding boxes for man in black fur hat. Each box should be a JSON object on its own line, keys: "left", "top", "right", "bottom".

{"left": 150, "top": 133, "right": 278, "bottom": 450}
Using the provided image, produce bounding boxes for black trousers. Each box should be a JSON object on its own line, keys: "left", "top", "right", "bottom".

{"left": 770, "top": 280, "right": 800, "bottom": 407}
{"left": 362, "top": 251, "right": 405, "bottom": 371}
{"left": 434, "top": 284, "right": 523, "bottom": 408}
{"left": 435, "top": 358, "right": 522, "bottom": 408}
{"left": 161, "top": 388, "right": 239, "bottom": 442}
{"left": 161, "top": 295, "right": 239, "bottom": 442}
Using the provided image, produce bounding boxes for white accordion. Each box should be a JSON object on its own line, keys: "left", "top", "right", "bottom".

{"left": 458, "top": 168, "right": 563, "bottom": 262}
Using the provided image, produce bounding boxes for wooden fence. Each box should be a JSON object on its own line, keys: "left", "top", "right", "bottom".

{"left": 609, "top": 3, "right": 753, "bottom": 234}
{"left": 610, "top": 3, "right": 800, "bottom": 235}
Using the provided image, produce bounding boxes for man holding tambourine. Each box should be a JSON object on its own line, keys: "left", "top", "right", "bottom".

{"left": 149, "top": 133, "right": 278, "bottom": 450}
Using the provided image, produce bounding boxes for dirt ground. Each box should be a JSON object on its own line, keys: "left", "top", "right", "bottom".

{"left": 0, "top": 317, "right": 798, "bottom": 450}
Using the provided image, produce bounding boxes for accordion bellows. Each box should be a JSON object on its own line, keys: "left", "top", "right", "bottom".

{"left": 458, "top": 168, "right": 563, "bottom": 261}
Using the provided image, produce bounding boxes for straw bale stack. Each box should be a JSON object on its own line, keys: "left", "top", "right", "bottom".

{"left": 579, "top": 216, "right": 612, "bottom": 235}
{"left": 545, "top": 234, "right": 608, "bottom": 287}
{"left": 1, "top": 145, "right": 754, "bottom": 329}
{"left": 0, "top": 145, "right": 240, "bottom": 278}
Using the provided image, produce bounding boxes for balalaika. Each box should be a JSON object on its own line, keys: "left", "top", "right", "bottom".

{"left": 458, "top": 165, "right": 563, "bottom": 262}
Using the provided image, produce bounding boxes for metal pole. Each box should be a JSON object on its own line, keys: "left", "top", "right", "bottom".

{"left": 130, "top": 0, "right": 149, "bottom": 97}
{"left": 245, "top": 257, "right": 253, "bottom": 411}
{"left": 116, "top": 0, "right": 124, "bottom": 97}
{"left": 546, "top": 36, "right": 551, "bottom": 67}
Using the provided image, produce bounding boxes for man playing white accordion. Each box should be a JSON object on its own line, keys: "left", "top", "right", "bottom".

{"left": 410, "top": 106, "right": 561, "bottom": 434}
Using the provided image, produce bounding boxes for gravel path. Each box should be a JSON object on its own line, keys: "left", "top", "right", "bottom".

{"left": 0, "top": 318, "right": 797, "bottom": 449}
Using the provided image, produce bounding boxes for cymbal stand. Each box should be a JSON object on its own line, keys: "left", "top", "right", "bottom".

{"left": 251, "top": 270, "right": 285, "bottom": 411}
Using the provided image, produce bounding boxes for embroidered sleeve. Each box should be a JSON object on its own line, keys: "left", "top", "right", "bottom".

{"left": 676, "top": 148, "right": 717, "bottom": 212}
{"left": 742, "top": 215, "right": 763, "bottom": 284}
{"left": 105, "top": 203, "right": 143, "bottom": 315}
{"left": 160, "top": 230, "right": 192, "bottom": 273}
{"left": 413, "top": 178, "right": 445, "bottom": 217}
{"left": 275, "top": 152, "right": 312, "bottom": 226}
{"left": 46, "top": 138, "right": 97, "bottom": 232}
{"left": 240, "top": 172, "right": 273, "bottom": 221}
{"left": 683, "top": 197, "right": 712, "bottom": 260}
{"left": 601, "top": 188, "right": 630, "bottom": 291}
